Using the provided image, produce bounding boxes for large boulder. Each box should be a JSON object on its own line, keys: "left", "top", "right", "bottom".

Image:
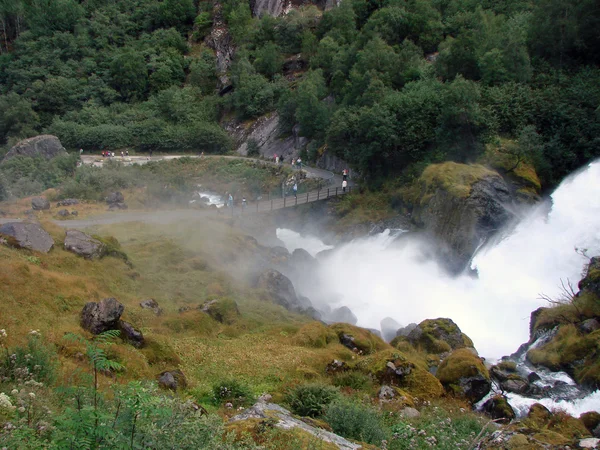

{"left": 140, "top": 299, "right": 162, "bottom": 315}
{"left": 80, "top": 298, "right": 124, "bottom": 334}
{"left": 436, "top": 348, "right": 491, "bottom": 403}
{"left": 200, "top": 298, "right": 240, "bottom": 324}
{"left": 1, "top": 135, "right": 66, "bottom": 164}
{"left": 406, "top": 318, "right": 474, "bottom": 354}
{"left": 31, "top": 197, "right": 50, "bottom": 210}
{"left": 0, "top": 222, "right": 54, "bottom": 253}
{"left": 482, "top": 395, "right": 515, "bottom": 424}
{"left": 579, "top": 257, "right": 600, "bottom": 298}
{"left": 64, "top": 230, "right": 105, "bottom": 259}
{"left": 405, "top": 163, "right": 514, "bottom": 273}
{"left": 119, "top": 321, "right": 145, "bottom": 348}
{"left": 105, "top": 192, "right": 124, "bottom": 204}
{"left": 256, "top": 269, "right": 302, "bottom": 311}
{"left": 380, "top": 317, "right": 401, "bottom": 342}
{"left": 157, "top": 369, "right": 187, "bottom": 391}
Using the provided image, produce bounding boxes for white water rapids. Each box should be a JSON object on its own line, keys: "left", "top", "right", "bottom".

{"left": 276, "top": 160, "right": 600, "bottom": 359}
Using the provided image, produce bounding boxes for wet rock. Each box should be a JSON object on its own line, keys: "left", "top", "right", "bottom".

{"left": 579, "top": 438, "right": 600, "bottom": 449}
{"left": 140, "top": 299, "right": 162, "bottom": 315}
{"left": 339, "top": 334, "right": 358, "bottom": 352}
{"left": 482, "top": 395, "right": 515, "bottom": 424}
{"left": 1, "top": 135, "right": 66, "bottom": 164}
{"left": 64, "top": 230, "right": 105, "bottom": 259}
{"left": 501, "top": 378, "right": 529, "bottom": 394}
{"left": 80, "top": 298, "right": 124, "bottom": 334}
{"left": 381, "top": 317, "right": 401, "bottom": 342}
{"left": 328, "top": 306, "right": 357, "bottom": 325}
{"left": 119, "top": 321, "right": 145, "bottom": 348}
{"left": 580, "top": 412, "right": 600, "bottom": 437}
{"left": 157, "top": 369, "right": 187, "bottom": 391}
{"left": 0, "top": 222, "right": 54, "bottom": 253}
{"left": 57, "top": 209, "right": 70, "bottom": 217}
{"left": 256, "top": 269, "right": 303, "bottom": 311}
{"left": 31, "top": 197, "right": 50, "bottom": 210}
{"left": 229, "top": 400, "right": 362, "bottom": 450}
{"left": 436, "top": 348, "right": 491, "bottom": 403}
{"left": 528, "top": 372, "right": 542, "bottom": 383}
{"left": 386, "top": 360, "right": 414, "bottom": 379}
{"left": 57, "top": 198, "right": 79, "bottom": 207}
{"left": 290, "top": 248, "right": 317, "bottom": 268}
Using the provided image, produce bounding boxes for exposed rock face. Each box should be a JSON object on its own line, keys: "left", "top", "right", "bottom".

{"left": 80, "top": 298, "right": 124, "bottom": 334}
{"left": 327, "top": 306, "right": 358, "bottom": 325}
{"left": 436, "top": 348, "right": 491, "bottom": 403}
{"left": 406, "top": 318, "right": 474, "bottom": 354}
{"left": 119, "top": 321, "right": 145, "bottom": 348}
{"left": 64, "top": 230, "right": 105, "bottom": 259}
{"left": 1, "top": 135, "right": 66, "bottom": 164}
{"left": 380, "top": 317, "right": 401, "bottom": 342}
{"left": 0, "top": 222, "right": 54, "bottom": 253}
{"left": 204, "top": 2, "right": 235, "bottom": 87}
{"left": 157, "top": 369, "right": 187, "bottom": 391}
{"left": 256, "top": 269, "right": 305, "bottom": 311}
{"left": 316, "top": 149, "right": 356, "bottom": 179}
{"left": 229, "top": 399, "right": 362, "bottom": 450}
{"left": 31, "top": 197, "right": 50, "bottom": 210}
{"left": 408, "top": 163, "right": 514, "bottom": 273}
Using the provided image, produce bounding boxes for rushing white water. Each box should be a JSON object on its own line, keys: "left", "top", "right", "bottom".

{"left": 192, "top": 190, "right": 224, "bottom": 207}
{"left": 277, "top": 161, "right": 600, "bottom": 359}
{"left": 276, "top": 228, "right": 334, "bottom": 257}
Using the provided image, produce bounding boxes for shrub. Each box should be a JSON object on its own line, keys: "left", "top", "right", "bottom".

{"left": 0, "top": 333, "right": 58, "bottom": 385}
{"left": 332, "top": 372, "right": 373, "bottom": 391}
{"left": 247, "top": 138, "right": 260, "bottom": 157}
{"left": 212, "top": 378, "right": 254, "bottom": 407}
{"left": 324, "top": 398, "right": 387, "bottom": 445}
{"left": 285, "top": 383, "right": 340, "bottom": 418}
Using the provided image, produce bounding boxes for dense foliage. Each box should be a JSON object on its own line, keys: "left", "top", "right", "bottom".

{"left": 1, "top": 0, "right": 599, "bottom": 186}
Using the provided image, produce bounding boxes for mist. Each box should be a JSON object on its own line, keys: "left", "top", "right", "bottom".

{"left": 277, "top": 160, "right": 600, "bottom": 359}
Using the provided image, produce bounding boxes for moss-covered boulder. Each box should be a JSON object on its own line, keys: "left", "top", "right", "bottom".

{"left": 355, "top": 349, "right": 444, "bottom": 400}
{"left": 329, "top": 323, "right": 390, "bottom": 355}
{"left": 481, "top": 395, "right": 515, "bottom": 424}
{"left": 579, "top": 256, "right": 600, "bottom": 298}
{"left": 436, "top": 348, "right": 491, "bottom": 402}
{"left": 294, "top": 322, "right": 338, "bottom": 348}
{"left": 580, "top": 411, "right": 600, "bottom": 436}
{"left": 200, "top": 298, "right": 240, "bottom": 324}
{"left": 524, "top": 403, "right": 591, "bottom": 443}
{"left": 406, "top": 318, "right": 474, "bottom": 355}
{"left": 400, "top": 162, "right": 514, "bottom": 273}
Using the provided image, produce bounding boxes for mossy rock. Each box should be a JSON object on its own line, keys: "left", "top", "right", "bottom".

{"left": 525, "top": 403, "right": 552, "bottom": 429}
{"left": 294, "top": 322, "right": 338, "bottom": 348}
{"left": 482, "top": 395, "right": 515, "bottom": 424}
{"left": 436, "top": 348, "right": 491, "bottom": 403}
{"left": 579, "top": 256, "right": 600, "bottom": 297}
{"left": 92, "top": 234, "right": 129, "bottom": 263}
{"left": 406, "top": 318, "right": 474, "bottom": 355}
{"left": 547, "top": 411, "right": 591, "bottom": 440}
{"left": 580, "top": 411, "right": 600, "bottom": 433}
{"left": 200, "top": 298, "right": 240, "bottom": 324}
{"left": 531, "top": 430, "right": 571, "bottom": 446}
{"left": 329, "top": 323, "right": 390, "bottom": 355}
{"left": 479, "top": 141, "right": 542, "bottom": 193}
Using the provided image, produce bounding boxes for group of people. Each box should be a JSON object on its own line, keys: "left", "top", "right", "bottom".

{"left": 101, "top": 150, "right": 129, "bottom": 158}
{"left": 272, "top": 154, "right": 303, "bottom": 170}
{"left": 224, "top": 192, "right": 248, "bottom": 210}
{"left": 342, "top": 168, "right": 349, "bottom": 192}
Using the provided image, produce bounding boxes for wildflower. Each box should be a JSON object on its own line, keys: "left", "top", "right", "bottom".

{"left": 29, "top": 330, "right": 40, "bottom": 336}
{"left": 29, "top": 392, "right": 35, "bottom": 399}
{"left": 0, "top": 393, "right": 15, "bottom": 411}
{"left": 11, "top": 389, "right": 18, "bottom": 395}
{"left": 18, "top": 407, "right": 25, "bottom": 413}
{"left": 0, "top": 329, "right": 6, "bottom": 339}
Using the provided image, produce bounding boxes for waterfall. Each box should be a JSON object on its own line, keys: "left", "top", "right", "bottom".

{"left": 276, "top": 160, "right": 600, "bottom": 359}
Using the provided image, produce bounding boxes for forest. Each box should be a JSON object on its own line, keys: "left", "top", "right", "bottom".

{"left": 0, "top": 0, "right": 599, "bottom": 186}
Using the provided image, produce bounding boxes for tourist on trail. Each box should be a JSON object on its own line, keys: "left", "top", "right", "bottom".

{"left": 342, "top": 179, "right": 348, "bottom": 193}
{"left": 200, "top": 151, "right": 204, "bottom": 159}
{"left": 228, "top": 193, "right": 233, "bottom": 208}
{"left": 293, "top": 183, "right": 298, "bottom": 198}
{"left": 121, "top": 151, "right": 124, "bottom": 157}
{"left": 274, "top": 154, "right": 278, "bottom": 164}
{"left": 79, "top": 148, "right": 83, "bottom": 155}
{"left": 297, "top": 157, "right": 302, "bottom": 170}
{"left": 242, "top": 197, "right": 247, "bottom": 210}
{"left": 126, "top": 150, "right": 129, "bottom": 157}
{"left": 342, "top": 169, "right": 348, "bottom": 181}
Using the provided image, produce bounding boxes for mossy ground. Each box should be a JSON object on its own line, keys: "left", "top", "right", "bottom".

{"left": 479, "top": 141, "right": 542, "bottom": 192}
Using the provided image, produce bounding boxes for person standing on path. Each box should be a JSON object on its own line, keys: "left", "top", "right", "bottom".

{"left": 342, "top": 169, "right": 348, "bottom": 181}
{"left": 342, "top": 179, "right": 347, "bottom": 193}
{"left": 293, "top": 183, "right": 298, "bottom": 198}
{"left": 297, "top": 157, "right": 302, "bottom": 170}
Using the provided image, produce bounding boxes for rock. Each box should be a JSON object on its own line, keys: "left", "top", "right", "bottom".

{"left": 200, "top": 298, "right": 240, "bottom": 324}
{"left": 500, "top": 378, "right": 529, "bottom": 394}
{"left": 395, "top": 323, "right": 418, "bottom": 337}
{"left": 71, "top": 211, "right": 78, "bottom": 216}
{"left": 595, "top": 424, "right": 600, "bottom": 439}
{"left": 325, "top": 360, "right": 349, "bottom": 375}
{"left": 1, "top": 135, "right": 66, "bottom": 164}
{"left": 381, "top": 317, "right": 402, "bottom": 342}
{"left": 0, "top": 222, "right": 54, "bottom": 253}
{"left": 229, "top": 400, "right": 362, "bottom": 450}
{"left": 580, "top": 412, "right": 600, "bottom": 436}
{"left": 330, "top": 323, "right": 389, "bottom": 355}
{"left": 407, "top": 318, "right": 474, "bottom": 354}
{"left": 400, "top": 407, "right": 421, "bottom": 419}
{"left": 268, "top": 246, "right": 290, "bottom": 264}
{"left": 528, "top": 372, "right": 542, "bottom": 383}
{"left": 140, "top": 299, "right": 162, "bottom": 315}
{"left": 57, "top": 209, "right": 70, "bottom": 217}
{"left": 579, "top": 438, "right": 600, "bottom": 449}
{"left": 482, "top": 395, "right": 515, "bottom": 424}
{"left": 31, "top": 197, "right": 50, "bottom": 210}
{"left": 232, "top": 113, "right": 297, "bottom": 161}
{"left": 80, "top": 298, "right": 124, "bottom": 334}
{"left": 328, "top": 306, "right": 357, "bottom": 325}
{"left": 119, "top": 321, "right": 145, "bottom": 348}
{"left": 579, "top": 257, "right": 600, "bottom": 297}
{"left": 282, "top": 54, "right": 307, "bottom": 74}
{"left": 157, "top": 369, "right": 187, "bottom": 391}
{"left": 256, "top": 269, "right": 303, "bottom": 311}
{"left": 290, "top": 248, "right": 317, "bottom": 268}
{"left": 204, "top": 3, "right": 234, "bottom": 87}
{"left": 408, "top": 163, "right": 514, "bottom": 273}
{"left": 108, "top": 202, "right": 128, "bottom": 210}
{"left": 436, "top": 348, "right": 491, "bottom": 403}
{"left": 106, "top": 192, "right": 125, "bottom": 205}
{"left": 57, "top": 198, "right": 79, "bottom": 207}
{"left": 64, "top": 230, "right": 105, "bottom": 259}
{"left": 385, "top": 360, "right": 414, "bottom": 380}
{"left": 580, "top": 318, "right": 600, "bottom": 334}
{"left": 378, "top": 385, "right": 396, "bottom": 401}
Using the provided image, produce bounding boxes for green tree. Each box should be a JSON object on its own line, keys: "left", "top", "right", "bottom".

{"left": 253, "top": 42, "right": 284, "bottom": 79}
{"left": 110, "top": 50, "right": 149, "bottom": 101}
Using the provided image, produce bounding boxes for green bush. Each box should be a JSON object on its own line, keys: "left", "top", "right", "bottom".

{"left": 285, "top": 383, "right": 340, "bottom": 418}
{"left": 212, "top": 378, "right": 254, "bottom": 407}
{"left": 324, "top": 398, "right": 387, "bottom": 445}
{"left": 332, "top": 372, "right": 373, "bottom": 391}
{"left": 0, "top": 333, "right": 58, "bottom": 385}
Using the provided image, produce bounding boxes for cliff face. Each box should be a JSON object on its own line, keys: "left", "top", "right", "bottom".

{"left": 204, "top": 2, "right": 235, "bottom": 87}
{"left": 250, "top": 0, "right": 341, "bottom": 17}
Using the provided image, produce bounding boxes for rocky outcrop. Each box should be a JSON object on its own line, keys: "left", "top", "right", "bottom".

{"left": 228, "top": 398, "right": 362, "bottom": 450}
{"left": 119, "top": 321, "right": 145, "bottom": 348}
{"left": 31, "top": 197, "right": 50, "bottom": 210}
{"left": 316, "top": 148, "right": 356, "bottom": 179}
{"left": 157, "top": 369, "right": 187, "bottom": 391}
{"left": 57, "top": 198, "right": 79, "bottom": 207}
{"left": 80, "top": 298, "right": 124, "bottom": 335}
{"left": 1, "top": 135, "right": 66, "bottom": 164}
{"left": 327, "top": 306, "right": 357, "bottom": 325}
{"left": 256, "top": 269, "right": 308, "bottom": 312}
{"left": 579, "top": 257, "right": 600, "bottom": 298}
{"left": 232, "top": 113, "right": 298, "bottom": 159}
{"left": 436, "top": 348, "right": 491, "bottom": 403}
{"left": 406, "top": 318, "right": 474, "bottom": 355}
{"left": 482, "top": 395, "right": 515, "bottom": 424}
{"left": 380, "top": 317, "right": 401, "bottom": 342}
{"left": 204, "top": 2, "right": 235, "bottom": 87}
{"left": 64, "top": 230, "right": 105, "bottom": 259}
{"left": 405, "top": 163, "right": 515, "bottom": 273}
{"left": 0, "top": 222, "right": 54, "bottom": 253}
{"left": 106, "top": 191, "right": 124, "bottom": 204}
